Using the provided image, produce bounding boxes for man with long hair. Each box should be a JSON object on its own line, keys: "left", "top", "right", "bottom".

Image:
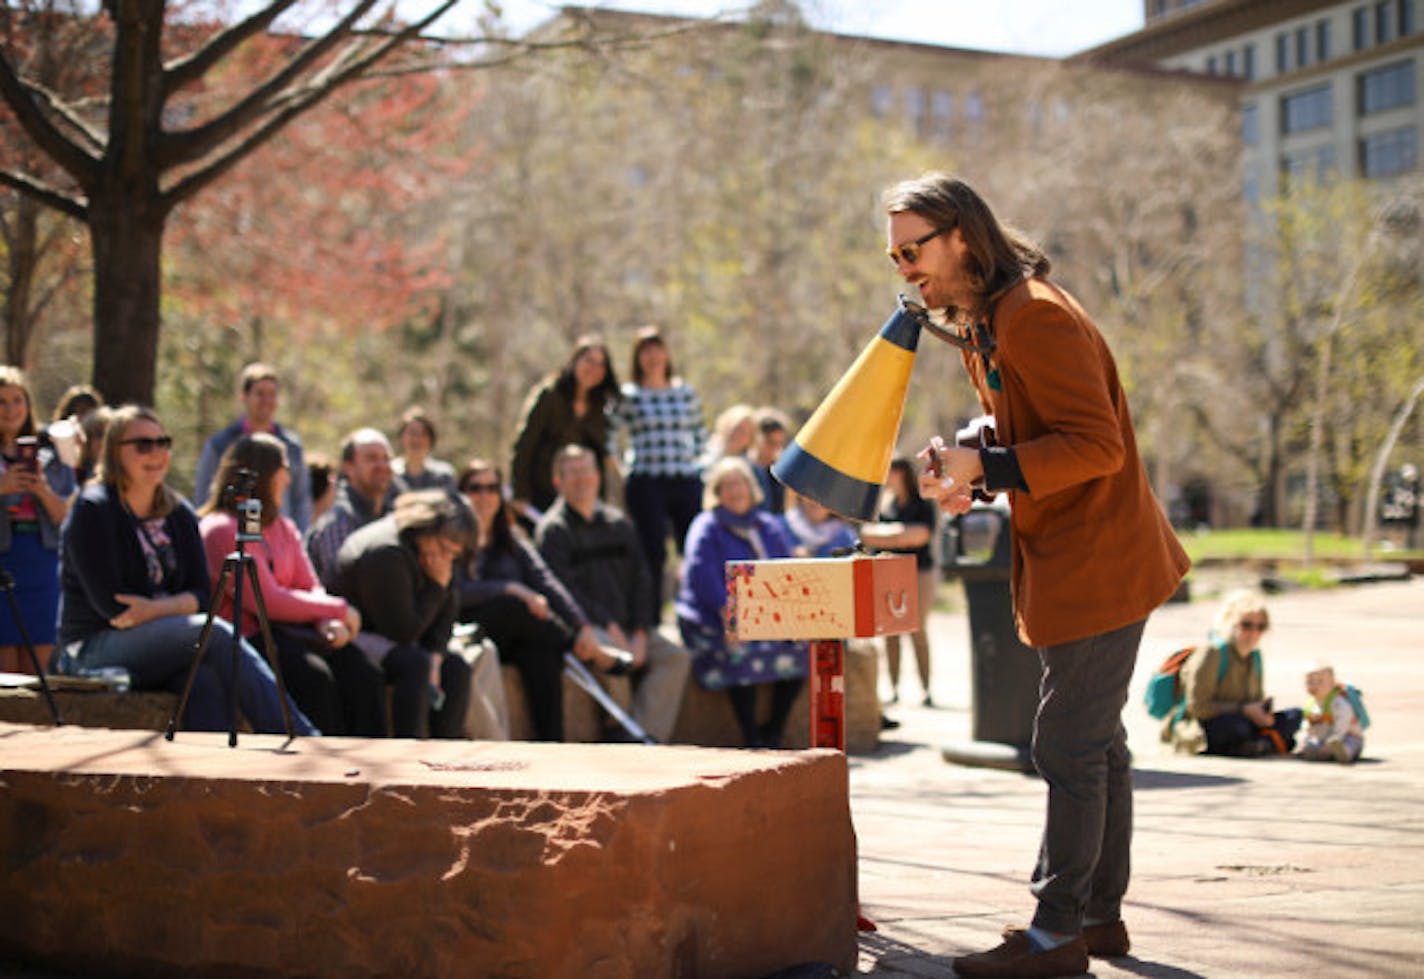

{"left": 885, "top": 173, "right": 1189, "bottom": 978}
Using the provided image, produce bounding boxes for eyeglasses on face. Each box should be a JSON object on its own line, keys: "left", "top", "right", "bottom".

{"left": 1237, "top": 619, "right": 1267, "bottom": 632}
{"left": 887, "top": 225, "right": 950, "bottom": 266}
{"left": 120, "top": 436, "right": 174, "bottom": 455}
{"left": 463, "top": 482, "right": 501, "bottom": 495}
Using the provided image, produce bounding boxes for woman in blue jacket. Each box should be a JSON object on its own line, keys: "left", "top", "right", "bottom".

{"left": 56, "top": 405, "right": 315, "bottom": 735}
{"left": 676, "top": 456, "right": 806, "bottom": 748}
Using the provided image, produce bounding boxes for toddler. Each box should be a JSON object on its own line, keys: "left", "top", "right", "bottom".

{"left": 1300, "top": 662, "right": 1364, "bottom": 764}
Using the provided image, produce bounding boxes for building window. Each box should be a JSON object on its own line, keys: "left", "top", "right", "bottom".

{"left": 1296, "top": 27, "right": 1310, "bottom": 67}
{"left": 905, "top": 87, "right": 927, "bottom": 133}
{"left": 871, "top": 85, "right": 894, "bottom": 117}
{"left": 1360, "top": 126, "right": 1418, "bottom": 176}
{"left": 1359, "top": 60, "right": 1416, "bottom": 113}
{"left": 1281, "top": 83, "right": 1333, "bottom": 133}
{"left": 1242, "top": 102, "right": 1259, "bottom": 146}
{"left": 932, "top": 90, "right": 953, "bottom": 139}
{"left": 1276, "top": 32, "right": 1290, "bottom": 72}
{"left": 1243, "top": 43, "right": 1257, "bottom": 79}
{"left": 1282, "top": 144, "right": 1338, "bottom": 183}
{"left": 965, "top": 91, "right": 985, "bottom": 123}
{"left": 1354, "top": 6, "right": 1371, "bottom": 48}
{"left": 1377, "top": 1, "right": 1394, "bottom": 44}
{"left": 1207, "top": 54, "right": 1219, "bottom": 74}
{"left": 1402, "top": 0, "right": 1416, "bottom": 34}
{"left": 1317, "top": 19, "right": 1332, "bottom": 60}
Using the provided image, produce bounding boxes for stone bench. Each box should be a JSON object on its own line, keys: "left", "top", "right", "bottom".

{"left": 0, "top": 722, "right": 858, "bottom": 978}
{"left": 0, "top": 636, "right": 883, "bottom": 753}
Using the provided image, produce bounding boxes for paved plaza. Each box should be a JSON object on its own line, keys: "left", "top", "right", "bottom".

{"left": 853, "top": 577, "right": 1424, "bottom": 978}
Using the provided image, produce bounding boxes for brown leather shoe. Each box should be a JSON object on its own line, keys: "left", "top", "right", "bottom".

{"left": 952, "top": 928, "right": 1088, "bottom": 978}
{"left": 1082, "top": 919, "right": 1130, "bottom": 957}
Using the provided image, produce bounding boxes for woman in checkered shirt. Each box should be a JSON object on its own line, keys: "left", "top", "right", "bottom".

{"left": 610, "top": 327, "right": 709, "bottom": 603}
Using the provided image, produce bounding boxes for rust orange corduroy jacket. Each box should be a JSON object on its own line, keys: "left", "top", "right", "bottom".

{"left": 959, "top": 277, "right": 1190, "bottom": 648}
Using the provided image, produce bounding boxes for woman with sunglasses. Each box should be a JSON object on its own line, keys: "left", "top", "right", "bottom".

{"left": 55, "top": 405, "right": 317, "bottom": 735}
{"left": 1167, "top": 589, "right": 1302, "bottom": 758}
{"left": 0, "top": 366, "right": 77, "bottom": 674}
{"left": 199, "top": 433, "right": 385, "bottom": 736}
{"left": 509, "top": 336, "right": 620, "bottom": 523}
{"left": 456, "top": 459, "right": 627, "bottom": 741}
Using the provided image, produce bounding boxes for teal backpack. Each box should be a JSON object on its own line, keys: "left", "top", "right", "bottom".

{"left": 1327, "top": 684, "right": 1372, "bottom": 730}
{"left": 1144, "top": 644, "right": 1260, "bottom": 720}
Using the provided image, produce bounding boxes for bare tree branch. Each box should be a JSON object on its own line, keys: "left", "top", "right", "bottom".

{"left": 0, "top": 49, "right": 98, "bottom": 187}
{"left": 163, "top": 0, "right": 304, "bottom": 95}
{"left": 0, "top": 167, "right": 86, "bottom": 220}
{"left": 159, "top": 0, "right": 383, "bottom": 167}
{"left": 20, "top": 77, "right": 107, "bottom": 152}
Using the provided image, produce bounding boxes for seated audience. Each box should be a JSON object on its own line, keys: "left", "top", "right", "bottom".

{"left": 306, "top": 427, "right": 396, "bottom": 588}
{"left": 701, "top": 403, "right": 756, "bottom": 469}
{"left": 199, "top": 434, "right": 385, "bottom": 737}
{"left": 456, "top": 458, "right": 626, "bottom": 742}
{"left": 392, "top": 406, "right": 458, "bottom": 497}
{"left": 676, "top": 456, "right": 807, "bottom": 748}
{"left": 536, "top": 445, "right": 691, "bottom": 743}
{"left": 55, "top": 405, "right": 315, "bottom": 735}
{"left": 1166, "top": 590, "right": 1302, "bottom": 757}
{"left": 781, "top": 492, "right": 857, "bottom": 558}
{"left": 748, "top": 407, "right": 791, "bottom": 514}
{"left": 0, "top": 366, "right": 76, "bottom": 674}
{"left": 332, "top": 490, "right": 473, "bottom": 739}
{"left": 307, "top": 452, "right": 338, "bottom": 525}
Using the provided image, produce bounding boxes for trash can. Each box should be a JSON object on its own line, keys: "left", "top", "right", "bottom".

{"left": 939, "top": 502, "right": 1039, "bottom": 773}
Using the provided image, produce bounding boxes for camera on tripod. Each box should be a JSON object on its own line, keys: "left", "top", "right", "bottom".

{"left": 227, "top": 467, "right": 263, "bottom": 543}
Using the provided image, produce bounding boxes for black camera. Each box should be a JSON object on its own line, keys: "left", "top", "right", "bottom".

{"left": 228, "top": 467, "right": 263, "bottom": 543}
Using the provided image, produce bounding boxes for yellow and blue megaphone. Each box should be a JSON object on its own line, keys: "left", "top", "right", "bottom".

{"left": 772, "top": 296, "right": 926, "bottom": 522}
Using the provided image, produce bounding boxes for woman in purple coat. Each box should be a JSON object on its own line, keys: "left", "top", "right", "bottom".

{"left": 676, "top": 456, "right": 806, "bottom": 748}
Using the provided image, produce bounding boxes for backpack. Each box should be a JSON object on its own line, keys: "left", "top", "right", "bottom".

{"left": 1335, "top": 683, "right": 1373, "bottom": 731}
{"left": 1143, "top": 644, "right": 1260, "bottom": 720}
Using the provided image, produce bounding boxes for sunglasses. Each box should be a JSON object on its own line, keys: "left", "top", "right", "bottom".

{"left": 120, "top": 435, "right": 174, "bottom": 455}
{"left": 463, "top": 482, "right": 501, "bottom": 495}
{"left": 1237, "top": 619, "right": 1267, "bottom": 632}
{"left": 887, "top": 225, "right": 950, "bottom": 266}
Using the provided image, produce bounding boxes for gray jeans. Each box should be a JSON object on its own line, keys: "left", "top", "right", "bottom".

{"left": 1029, "top": 617, "right": 1146, "bottom": 935}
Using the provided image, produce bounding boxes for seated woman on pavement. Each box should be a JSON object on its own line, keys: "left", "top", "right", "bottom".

{"left": 199, "top": 433, "right": 385, "bottom": 737}
{"left": 331, "top": 489, "right": 474, "bottom": 739}
{"left": 55, "top": 405, "right": 316, "bottom": 735}
{"left": 676, "top": 456, "right": 807, "bottom": 749}
{"left": 455, "top": 458, "right": 629, "bottom": 743}
{"left": 1166, "top": 589, "right": 1302, "bottom": 757}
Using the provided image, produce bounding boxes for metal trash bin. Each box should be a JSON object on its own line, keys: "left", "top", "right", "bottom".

{"left": 939, "top": 503, "right": 1039, "bottom": 772}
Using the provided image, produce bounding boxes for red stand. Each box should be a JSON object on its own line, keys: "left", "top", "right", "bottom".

{"left": 809, "top": 639, "right": 847, "bottom": 751}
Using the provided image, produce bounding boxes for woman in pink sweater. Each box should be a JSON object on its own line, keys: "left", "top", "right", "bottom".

{"left": 199, "top": 433, "right": 385, "bottom": 736}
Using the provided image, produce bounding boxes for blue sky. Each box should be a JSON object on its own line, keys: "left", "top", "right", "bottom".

{"left": 492, "top": 1, "right": 1147, "bottom": 57}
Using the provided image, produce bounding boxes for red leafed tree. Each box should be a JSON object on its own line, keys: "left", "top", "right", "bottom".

{"left": 165, "top": 63, "right": 468, "bottom": 345}
{"left": 0, "top": 0, "right": 461, "bottom": 405}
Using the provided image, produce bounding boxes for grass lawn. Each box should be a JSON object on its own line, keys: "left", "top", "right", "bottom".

{"left": 1176, "top": 527, "right": 1422, "bottom": 573}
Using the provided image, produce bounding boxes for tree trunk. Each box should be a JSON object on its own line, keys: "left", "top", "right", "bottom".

{"left": 88, "top": 186, "right": 165, "bottom": 406}
{"left": 4, "top": 196, "right": 40, "bottom": 368}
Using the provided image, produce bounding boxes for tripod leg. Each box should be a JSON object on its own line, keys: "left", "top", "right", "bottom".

{"left": 228, "top": 554, "right": 245, "bottom": 747}
{"left": 244, "top": 556, "right": 295, "bottom": 740}
{"left": 2, "top": 582, "right": 62, "bottom": 726}
{"left": 165, "top": 561, "right": 231, "bottom": 741}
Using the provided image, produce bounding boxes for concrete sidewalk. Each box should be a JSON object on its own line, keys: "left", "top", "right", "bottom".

{"left": 852, "top": 577, "right": 1424, "bottom": 977}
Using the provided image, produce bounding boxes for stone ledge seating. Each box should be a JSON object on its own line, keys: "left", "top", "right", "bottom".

{"left": 0, "top": 634, "right": 882, "bottom": 752}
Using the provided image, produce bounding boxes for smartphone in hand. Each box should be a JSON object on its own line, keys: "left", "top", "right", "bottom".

{"left": 14, "top": 436, "right": 39, "bottom": 475}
